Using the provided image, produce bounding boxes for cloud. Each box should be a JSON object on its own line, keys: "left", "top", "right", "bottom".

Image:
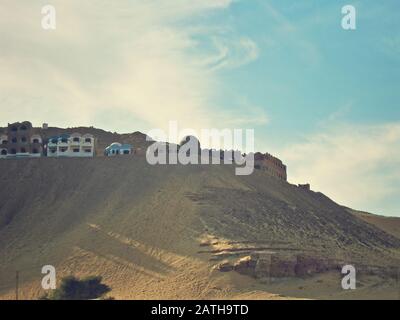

{"left": 280, "top": 122, "right": 400, "bottom": 216}
{"left": 317, "top": 102, "right": 354, "bottom": 126}
{"left": 0, "top": 0, "right": 264, "bottom": 136}
{"left": 203, "top": 37, "right": 260, "bottom": 71}
{"left": 215, "top": 98, "right": 269, "bottom": 126}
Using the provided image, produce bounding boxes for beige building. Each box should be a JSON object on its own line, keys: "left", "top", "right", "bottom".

{"left": 0, "top": 121, "right": 43, "bottom": 158}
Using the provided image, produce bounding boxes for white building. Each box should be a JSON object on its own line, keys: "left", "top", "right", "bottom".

{"left": 47, "top": 133, "right": 95, "bottom": 157}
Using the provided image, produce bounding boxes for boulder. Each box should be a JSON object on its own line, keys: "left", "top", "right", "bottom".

{"left": 216, "top": 261, "right": 234, "bottom": 272}
{"left": 233, "top": 255, "right": 258, "bottom": 276}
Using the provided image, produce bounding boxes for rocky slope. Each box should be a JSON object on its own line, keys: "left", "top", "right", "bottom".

{"left": 0, "top": 156, "right": 399, "bottom": 299}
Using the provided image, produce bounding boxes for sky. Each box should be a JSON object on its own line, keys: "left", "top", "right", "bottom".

{"left": 0, "top": 0, "right": 399, "bottom": 216}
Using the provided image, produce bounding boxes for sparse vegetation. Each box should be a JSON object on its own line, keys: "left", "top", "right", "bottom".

{"left": 40, "top": 275, "right": 111, "bottom": 300}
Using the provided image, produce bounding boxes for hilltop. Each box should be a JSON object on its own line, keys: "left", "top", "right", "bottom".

{"left": 0, "top": 124, "right": 151, "bottom": 156}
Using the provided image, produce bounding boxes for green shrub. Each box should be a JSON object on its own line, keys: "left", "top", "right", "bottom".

{"left": 41, "top": 275, "right": 111, "bottom": 300}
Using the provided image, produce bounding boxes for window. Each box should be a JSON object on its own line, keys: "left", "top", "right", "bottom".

{"left": 85, "top": 138, "right": 91, "bottom": 143}
{"left": 11, "top": 138, "right": 17, "bottom": 143}
{"left": 32, "top": 148, "right": 39, "bottom": 154}
{"left": 11, "top": 126, "right": 17, "bottom": 132}
{"left": 20, "top": 125, "right": 27, "bottom": 131}
{"left": 61, "top": 138, "right": 68, "bottom": 143}
{"left": 32, "top": 138, "right": 40, "bottom": 143}
{"left": 1, "top": 140, "right": 7, "bottom": 145}
{"left": 20, "top": 148, "right": 26, "bottom": 153}
{"left": 10, "top": 148, "right": 17, "bottom": 154}
{"left": 59, "top": 147, "right": 68, "bottom": 152}
{"left": 73, "top": 137, "right": 80, "bottom": 142}
{"left": 85, "top": 148, "right": 92, "bottom": 153}
{"left": 73, "top": 148, "right": 80, "bottom": 153}
{"left": 0, "top": 149, "right": 7, "bottom": 155}
{"left": 21, "top": 137, "right": 27, "bottom": 143}
{"left": 123, "top": 150, "right": 130, "bottom": 155}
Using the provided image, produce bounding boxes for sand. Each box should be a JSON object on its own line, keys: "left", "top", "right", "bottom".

{"left": 0, "top": 156, "right": 399, "bottom": 300}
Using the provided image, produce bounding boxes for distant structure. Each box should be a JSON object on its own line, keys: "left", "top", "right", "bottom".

{"left": 104, "top": 142, "right": 133, "bottom": 156}
{"left": 0, "top": 121, "right": 290, "bottom": 182}
{"left": 0, "top": 121, "right": 43, "bottom": 158}
{"left": 47, "top": 133, "right": 95, "bottom": 157}
{"left": 254, "top": 152, "right": 287, "bottom": 181}
{"left": 298, "top": 183, "right": 311, "bottom": 191}
{"left": 0, "top": 134, "right": 7, "bottom": 158}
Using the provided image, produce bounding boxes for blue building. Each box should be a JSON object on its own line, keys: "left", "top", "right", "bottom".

{"left": 104, "top": 142, "right": 133, "bottom": 156}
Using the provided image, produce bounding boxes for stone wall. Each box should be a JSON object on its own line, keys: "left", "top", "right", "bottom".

{"left": 254, "top": 152, "right": 287, "bottom": 181}
{"left": 216, "top": 253, "right": 338, "bottom": 279}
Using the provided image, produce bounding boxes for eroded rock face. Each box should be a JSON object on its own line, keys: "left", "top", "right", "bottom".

{"left": 233, "top": 256, "right": 257, "bottom": 276}
{"left": 216, "top": 261, "right": 234, "bottom": 272}
{"left": 228, "top": 253, "right": 338, "bottom": 278}
{"left": 254, "top": 256, "right": 271, "bottom": 278}
{"left": 294, "top": 254, "right": 332, "bottom": 276}
{"left": 270, "top": 254, "right": 297, "bottom": 278}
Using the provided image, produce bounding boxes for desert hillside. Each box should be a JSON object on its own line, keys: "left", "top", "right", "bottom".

{"left": 0, "top": 156, "right": 399, "bottom": 299}
{"left": 348, "top": 209, "right": 400, "bottom": 240}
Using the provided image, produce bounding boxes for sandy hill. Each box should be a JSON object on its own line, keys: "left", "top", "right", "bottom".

{"left": 347, "top": 208, "right": 400, "bottom": 240}
{"left": 0, "top": 156, "right": 399, "bottom": 300}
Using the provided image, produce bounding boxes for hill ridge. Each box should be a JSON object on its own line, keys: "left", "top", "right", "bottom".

{"left": 0, "top": 157, "right": 399, "bottom": 299}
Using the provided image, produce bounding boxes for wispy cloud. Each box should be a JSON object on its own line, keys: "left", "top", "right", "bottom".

{"left": 280, "top": 122, "right": 400, "bottom": 216}
{"left": 203, "top": 37, "right": 260, "bottom": 71}
{"left": 215, "top": 97, "right": 269, "bottom": 126}
{"left": 317, "top": 101, "right": 354, "bottom": 126}
{"left": 0, "top": 0, "right": 263, "bottom": 135}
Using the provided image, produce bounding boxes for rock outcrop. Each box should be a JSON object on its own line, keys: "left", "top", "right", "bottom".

{"left": 228, "top": 253, "right": 338, "bottom": 279}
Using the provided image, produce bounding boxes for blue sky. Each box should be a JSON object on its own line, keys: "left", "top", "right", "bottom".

{"left": 198, "top": 0, "right": 400, "bottom": 147}
{"left": 184, "top": 0, "right": 400, "bottom": 216}
{"left": 1, "top": 0, "right": 399, "bottom": 216}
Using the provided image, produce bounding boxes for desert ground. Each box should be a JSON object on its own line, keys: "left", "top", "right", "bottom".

{"left": 0, "top": 156, "right": 399, "bottom": 300}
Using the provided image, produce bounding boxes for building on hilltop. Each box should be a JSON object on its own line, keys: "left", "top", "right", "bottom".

{"left": 46, "top": 133, "right": 95, "bottom": 157}
{"left": 0, "top": 122, "right": 289, "bottom": 183}
{"left": 298, "top": 183, "right": 311, "bottom": 191}
{"left": 0, "top": 134, "right": 8, "bottom": 158}
{"left": 254, "top": 152, "right": 287, "bottom": 181}
{"left": 0, "top": 121, "right": 43, "bottom": 158}
{"left": 104, "top": 142, "right": 133, "bottom": 156}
